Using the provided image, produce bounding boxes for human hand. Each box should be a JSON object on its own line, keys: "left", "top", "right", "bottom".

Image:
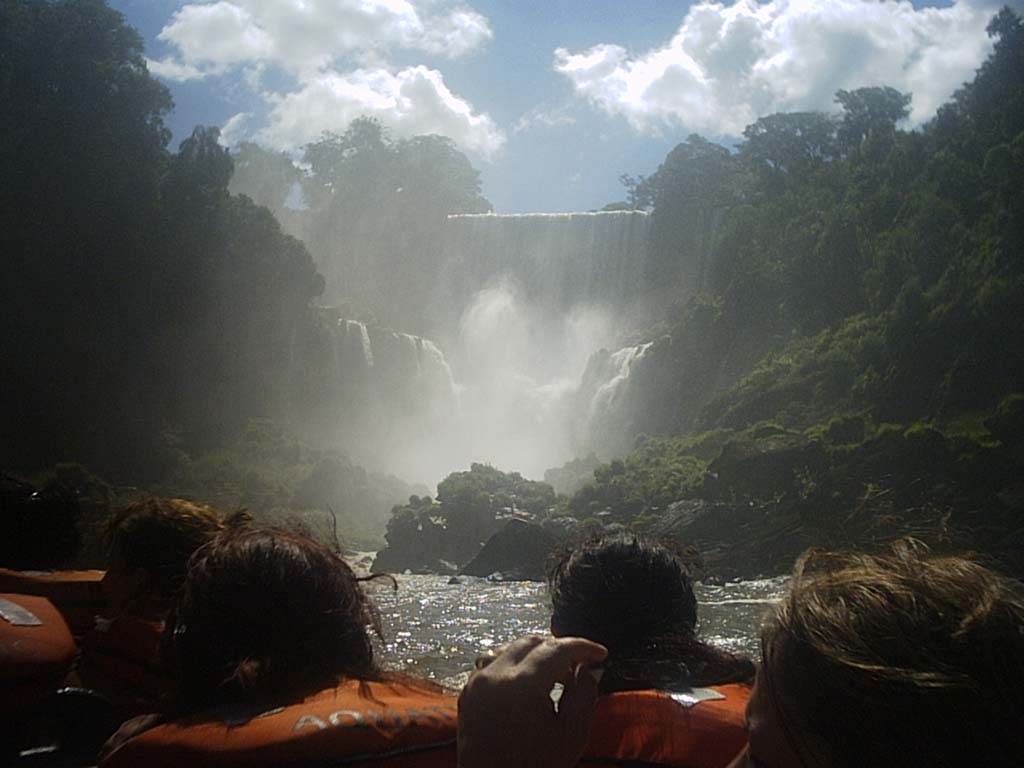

{"left": 457, "top": 635, "right": 608, "bottom": 768}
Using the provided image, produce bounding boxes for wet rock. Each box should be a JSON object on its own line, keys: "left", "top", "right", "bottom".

{"left": 371, "top": 512, "right": 456, "bottom": 575}
{"left": 460, "top": 520, "right": 559, "bottom": 582}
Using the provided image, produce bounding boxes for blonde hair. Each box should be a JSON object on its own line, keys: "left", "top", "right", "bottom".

{"left": 105, "top": 497, "right": 242, "bottom": 604}
{"left": 761, "top": 540, "right": 1024, "bottom": 767}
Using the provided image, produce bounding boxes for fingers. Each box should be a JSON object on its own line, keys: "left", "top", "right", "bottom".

{"left": 522, "top": 637, "right": 607, "bottom": 680}
{"left": 495, "top": 634, "right": 546, "bottom": 665}
{"left": 457, "top": 635, "right": 608, "bottom": 768}
{"left": 557, "top": 661, "right": 601, "bottom": 726}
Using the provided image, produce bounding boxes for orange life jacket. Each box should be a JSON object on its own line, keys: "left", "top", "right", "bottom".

{"left": 78, "top": 615, "right": 167, "bottom": 716}
{"left": 0, "top": 593, "right": 76, "bottom": 713}
{"left": 580, "top": 684, "right": 751, "bottom": 768}
{"left": 102, "top": 678, "right": 458, "bottom": 768}
{"left": 0, "top": 568, "right": 106, "bottom": 639}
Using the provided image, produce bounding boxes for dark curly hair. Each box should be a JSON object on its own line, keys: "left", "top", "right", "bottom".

{"left": 164, "top": 527, "right": 395, "bottom": 713}
{"left": 547, "top": 533, "right": 754, "bottom": 693}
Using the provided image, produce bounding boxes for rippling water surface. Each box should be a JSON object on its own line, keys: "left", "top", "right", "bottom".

{"left": 365, "top": 575, "right": 788, "bottom": 688}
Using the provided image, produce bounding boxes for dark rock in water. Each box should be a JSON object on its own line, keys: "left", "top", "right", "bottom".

{"left": 447, "top": 576, "right": 462, "bottom": 585}
{"left": 371, "top": 544, "right": 463, "bottom": 576}
{"left": 461, "top": 520, "right": 559, "bottom": 582}
{"left": 371, "top": 510, "right": 464, "bottom": 575}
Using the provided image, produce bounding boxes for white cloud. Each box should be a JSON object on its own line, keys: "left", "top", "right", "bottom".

{"left": 156, "top": 2, "right": 274, "bottom": 75}
{"left": 554, "top": 0, "right": 1003, "bottom": 136}
{"left": 152, "top": 0, "right": 492, "bottom": 80}
{"left": 146, "top": 56, "right": 204, "bottom": 81}
{"left": 512, "top": 104, "right": 577, "bottom": 134}
{"left": 257, "top": 66, "right": 505, "bottom": 158}
{"left": 147, "top": 1, "right": 501, "bottom": 158}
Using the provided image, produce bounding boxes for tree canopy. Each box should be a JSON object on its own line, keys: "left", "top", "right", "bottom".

{"left": 0, "top": 0, "right": 322, "bottom": 476}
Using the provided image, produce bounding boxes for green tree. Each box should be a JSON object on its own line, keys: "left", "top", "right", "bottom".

{"left": 0, "top": 0, "right": 173, "bottom": 473}
{"left": 640, "top": 135, "right": 744, "bottom": 290}
{"left": 295, "top": 117, "right": 490, "bottom": 331}
{"left": 159, "top": 127, "right": 323, "bottom": 448}
{"left": 835, "top": 86, "right": 911, "bottom": 154}
{"left": 0, "top": 2, "right": 325, "bottom": 476}
{"left": 740, "top": 111, "right": 838, "bottom": 195}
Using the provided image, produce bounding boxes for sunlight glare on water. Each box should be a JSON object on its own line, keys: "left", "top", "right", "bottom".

{"left": 365, "top": 574, "right": 788, "bottom": 689}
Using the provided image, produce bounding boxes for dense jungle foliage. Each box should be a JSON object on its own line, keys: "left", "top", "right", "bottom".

{"left": 562, "top": 9, "right": 1024, "bottom": 572}
{"left": 0, "top": 0, "right": 485, "bottom": 483}
{"left": 1, "top": 0, "right": 318, "bottom": 478}
{"left": 625, "top": 10, "right": 1024, "bottom": 435}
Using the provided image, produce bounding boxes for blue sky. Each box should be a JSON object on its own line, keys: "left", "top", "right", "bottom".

{"left": 110, "top": 0, "right": 1018, "bottom": 212}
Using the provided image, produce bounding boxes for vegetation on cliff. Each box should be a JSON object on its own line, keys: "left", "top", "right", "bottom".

{"left": 565, "top": 9, "right": 1024, "bottom": 574}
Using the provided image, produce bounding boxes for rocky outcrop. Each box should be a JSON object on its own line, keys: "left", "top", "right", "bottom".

{"left": 647, "top": 425, "right": 1024, "bottom": 580}
{"left": 370, "top": 512, "right": 461, "bottom": 575}
{"left": 703, "top": 432, "right": 826, "bottom": 500}
{"left": 460, "top": 520, "right": 560, "bottom": 581}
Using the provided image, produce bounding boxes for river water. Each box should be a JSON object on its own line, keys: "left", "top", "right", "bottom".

{"left": 364, "top": 575, "right": 787, "bottom": 689}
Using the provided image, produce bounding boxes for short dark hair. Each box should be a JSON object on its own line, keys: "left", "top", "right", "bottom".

{"left": 165, "top": 527, "right": 390, "bottom": 713}
{"left": 547, "top": 533, "right": 753, "bottom": 691}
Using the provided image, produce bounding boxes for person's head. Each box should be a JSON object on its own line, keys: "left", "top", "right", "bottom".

{"left": 548, "top": 533, "right": 753, "bottom": 690}
{"left": 738, "top": 540, "right": 1024, "bottom": 768}
{"left": 165, "top": 527, "right": 387, "bottom": 712}
{"left": 102, "top": 497, "right": 231, "bottom": 617}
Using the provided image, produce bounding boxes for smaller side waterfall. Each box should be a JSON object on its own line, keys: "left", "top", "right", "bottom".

{"left": 298, "top": 315, "right": 462, "bottom": 482}
{"left": 576, "top": 337, "right": 670, "bottom": 457}
{"left": 589, "top": 342, "right": 654, "bottom": 420}
{"left": 340, "top": 320, "right": 375, "bottom": 369}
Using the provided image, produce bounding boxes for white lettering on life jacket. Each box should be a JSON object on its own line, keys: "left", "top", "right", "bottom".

{"left": 293, "top": 715, "right": 329, "bottom": 732}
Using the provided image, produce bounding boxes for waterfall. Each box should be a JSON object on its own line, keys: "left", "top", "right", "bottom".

{"left": 576, "top": 338, "right": 667, "bottom": 458}
{"left": 589, "top": 342, "right": 654, "bottom": 420}
{"left": 306, "top": 209, "right": 665, "bottom": 485}
{"left": 357, "top": 322, "right": 374, "bottom": 367}
{"left": 305, "top": 318, "right": 462, "bottom": 483}
{"left": 440, "top": 211, "right": 651, "bottom": 321}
